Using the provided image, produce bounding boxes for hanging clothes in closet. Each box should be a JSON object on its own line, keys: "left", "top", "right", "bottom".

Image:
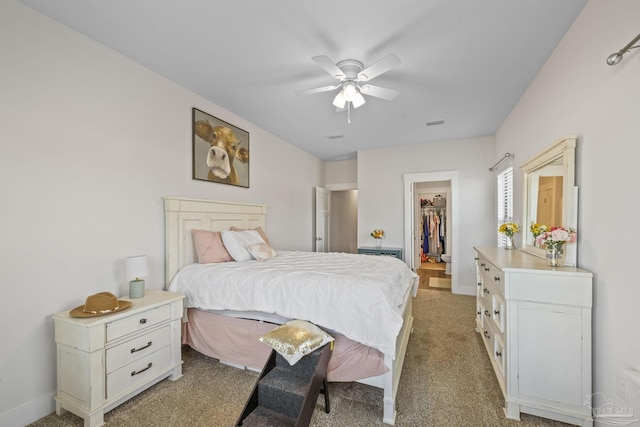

{"left": 421, "top": 204, "right": 446, "bottom": 260}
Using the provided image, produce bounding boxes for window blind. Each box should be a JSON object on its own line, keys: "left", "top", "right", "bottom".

{"left": 497, "top": 167, "right": 513, "bottom": 247}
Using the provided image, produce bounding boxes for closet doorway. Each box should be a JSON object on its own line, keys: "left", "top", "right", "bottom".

{"left": 416, "top": 184, "right": 450, "bottom": 291}
{"left": 403, "top": 171, "right": 460, "bottom": 293}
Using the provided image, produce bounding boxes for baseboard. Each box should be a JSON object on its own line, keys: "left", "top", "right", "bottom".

{"left": 0, "top": 391, "right": 55, "bottom": 427}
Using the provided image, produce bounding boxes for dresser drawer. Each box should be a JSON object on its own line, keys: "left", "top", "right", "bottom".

{"left": 106, "top": 304, "right": 171, "bottom": 342}
{"left": 493, "top": 333, "right": 506, "bottom": 394}
{"left": 106, "top": 324, "right": 172, "bottom": 373}
{"left": 106, "top": 345, "right": 171, "bottom": 399}
{"left": 491, "top": 293, "right": 506, "bottom": 334}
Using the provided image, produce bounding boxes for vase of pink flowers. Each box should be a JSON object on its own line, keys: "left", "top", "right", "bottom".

{"left": 535, "top": 226, "right": 577, "bottom": 267}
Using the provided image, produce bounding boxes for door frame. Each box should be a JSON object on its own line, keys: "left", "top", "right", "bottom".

{"left": 314, "top": 187, "right": 330, "bottom": 252}
{"left": 403, "top": 171, "right": 460, "bottom": 293}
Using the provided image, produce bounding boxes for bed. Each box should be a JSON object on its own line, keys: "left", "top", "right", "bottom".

{"left": 163, "top": 197, "right": 417, "bottom": 425}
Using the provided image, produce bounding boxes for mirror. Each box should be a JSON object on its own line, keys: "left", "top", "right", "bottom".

{"left": 521, "top": 135, "right": 577, "bottom": 266}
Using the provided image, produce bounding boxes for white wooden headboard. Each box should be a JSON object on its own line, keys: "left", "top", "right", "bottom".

{"left": 163, "top": 197, "right": 267, "bottom": 288}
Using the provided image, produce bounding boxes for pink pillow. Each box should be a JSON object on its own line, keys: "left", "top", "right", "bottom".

{"left": 230, "top": 226, "right": 270, "bottom": 245}
{"left": 192, "top": 229, "right": 233, "bottom": 263}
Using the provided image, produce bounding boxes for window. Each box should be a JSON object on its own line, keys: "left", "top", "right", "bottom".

{"left": 497, "top": 167, "right": 513, "bottom": 247}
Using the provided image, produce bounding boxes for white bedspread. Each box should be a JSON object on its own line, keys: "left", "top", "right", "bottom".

{"left": 168, "top": 250, "right": 418, "bottom": 357}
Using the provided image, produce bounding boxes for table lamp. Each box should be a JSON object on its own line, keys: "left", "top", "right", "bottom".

{"left": 126, "top": 255, "right": 149, "bottom": 298}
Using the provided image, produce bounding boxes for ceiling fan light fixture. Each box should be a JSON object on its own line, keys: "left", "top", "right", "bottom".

{"left": 352, "top": 92, "right": 366, "bottom": 109}
{"left": 343, "top": 82, "right": 358, "bottom": 102}
{"left": 332, "top": 90, "right": 346, "bottom": 109}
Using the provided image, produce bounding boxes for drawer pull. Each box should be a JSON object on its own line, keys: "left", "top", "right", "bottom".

{"left": 139, "top": 318, "right": 147, "bottom": 325}
{"left": 494, "top": 276, "right": 500, "bottom": 282}
{"left": 484, "top": 267, "right": 490, "bottom": 272}
{"left": 496, "top": 351, "right": 502, "bottom": 357}
{"left": 480, "top": 263, "right": 485, "bottom": 267}
{"left": 477, "top": 311, "right": 481, "bottom": 316}
{"left": 131, "top": 363, "right": 152, "bottom": 376}
{"left": 131, "top": 341, "right": 153, "bottom": 353}
{"left": 483, "top": 288, "right": 490, "bottom": 294}
{"left": 474, "top": 257, "right": 479, "bottom": 261}
{"left": 483, "top": 331, "right": 490, "bottom": 339}
{"left": 477, "top": 282, "right": 481, "bottom": 287}
{"left": 494, "top": 309, "right": 500, "bottom": 315}
{"left": 484, "top": 310, "right": 491, "bottom": 317}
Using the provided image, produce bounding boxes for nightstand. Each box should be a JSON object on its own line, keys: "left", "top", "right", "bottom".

{"left": 357, "top": 247, "right": 403, "bottom": 260}
{"left": 52, "top": 290, "right": 184, "bottom": 427}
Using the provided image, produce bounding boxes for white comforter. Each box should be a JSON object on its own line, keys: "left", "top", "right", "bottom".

{"left": 168, "top": 250, "right": 419, "bottom": 357}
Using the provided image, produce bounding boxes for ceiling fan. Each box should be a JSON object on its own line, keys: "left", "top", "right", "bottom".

{"left": 297, "top": 54, "right": 401, "bottom": 122}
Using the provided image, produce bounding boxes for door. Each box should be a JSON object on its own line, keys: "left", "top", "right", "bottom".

{"left": 314, "top": 187, "right": 330, "bottom": 252}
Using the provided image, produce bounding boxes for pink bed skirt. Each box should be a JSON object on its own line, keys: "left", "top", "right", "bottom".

{"left": 182, "top": 308, "right": 388, "bottom": 382}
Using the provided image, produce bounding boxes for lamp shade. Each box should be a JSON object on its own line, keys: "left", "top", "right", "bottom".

{"left": 332, "top": 90, "right": 346, "bottom": 109}
{"left": 126, "top": 255, "right": 149, "bottom": 280}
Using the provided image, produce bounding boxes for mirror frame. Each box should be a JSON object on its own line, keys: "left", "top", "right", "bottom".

{"left": 521, "top": 135, "right": 577, "bottom": 266}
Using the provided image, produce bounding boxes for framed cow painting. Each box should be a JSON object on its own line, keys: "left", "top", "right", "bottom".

{"left": 192, "top": 108, "right": 250, "bottom": 188}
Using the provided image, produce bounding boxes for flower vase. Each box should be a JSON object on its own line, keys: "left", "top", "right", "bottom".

{"left": 375, "top": 238, "right": 382, "bottom": 248}
{"left": 545, "top": 245, "right": 562, "bottom": 267}
{"left": 505, "top": 235, "right": 515, "bottom": 250}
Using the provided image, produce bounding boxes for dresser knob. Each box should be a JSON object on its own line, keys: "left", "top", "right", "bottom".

{"left": 494, "top": 309, "right": 500, "bottom": 315}
{"left": 483, "top": 288, "right": 490, "bottom": 294}
{"left": 483, "top": 331, "right": 490, "bottom": 339}
{"left": 494, "top": 276, "right": 500, "bottom": 281}
{"left": 484, "top": 267, "right": 489, "bottom": 272}
{"left": 481, "top": 263, "right": 486, "bottom": 267}
{"left": 484, "top": 310, "right": 491, "bottom": 317}
{"left": 496, "top": 351, "right": 502, "bottom": 357}
{"left": 477, "top": 282, "right": 482, "bottom": 287}
{"left": 139, "top": 318, "right": 147, "bottom": 324}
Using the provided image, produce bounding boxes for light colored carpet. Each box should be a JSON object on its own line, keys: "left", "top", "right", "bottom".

{"left": 428, "top": 277, "right": 451, "bottom": 289}
{"left": 30, "top": 289, "right": 570, "bottom": 427}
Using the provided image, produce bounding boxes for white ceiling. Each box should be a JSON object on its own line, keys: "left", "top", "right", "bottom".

{"left": 21, "top": 0, "right": 587, "bottom": 161}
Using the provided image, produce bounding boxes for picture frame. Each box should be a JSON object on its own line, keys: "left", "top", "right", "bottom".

{"left": 192, "top": 107, "right": 250, "bottom": 188}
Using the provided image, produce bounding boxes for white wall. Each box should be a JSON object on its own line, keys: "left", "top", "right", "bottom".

{"left": 495, "top": 0, "right": 640, "bottom": 415}
{"left": 0, "top": 2, "right": 323, "bottom": 425}
{"left": 357, "top": 136, "right": 496, "bottom": 294}
{"left": 325, "top": 159, "right": 357, "bottom": 190}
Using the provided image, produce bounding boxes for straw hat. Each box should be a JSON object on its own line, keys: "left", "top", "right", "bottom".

{"left": 69, "top": 292, "right": 132, "bottom": 318}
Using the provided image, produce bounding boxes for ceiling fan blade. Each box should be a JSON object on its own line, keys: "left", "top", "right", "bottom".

{"left": 360, "top": 84, "right": 399, "bottom": 101}
{"left": 312, "top": 55, "right": 346, "bottom": 80}
{"left": 357, "top": 54, "right": 401, "bottom": 81}
{"left": 295, "top": 84, "right": 340, "bottom": 96}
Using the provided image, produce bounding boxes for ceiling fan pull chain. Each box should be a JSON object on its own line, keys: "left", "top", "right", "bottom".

{"left": 348, "top": 102, "right": 351, "bottom": 124}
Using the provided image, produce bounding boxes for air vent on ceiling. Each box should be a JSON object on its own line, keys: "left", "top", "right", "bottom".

{"left": 426, "top": 120, "right": 445, "bottom": 127}
{"left": 326, "top": 134, "right": 344, "bottom": 140}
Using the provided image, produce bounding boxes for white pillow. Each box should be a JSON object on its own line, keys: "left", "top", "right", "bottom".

{"left": 259, "top": 320, "right": 334, "bottom": 366}
{"left": 246, "top": 242, "right": 277, "bottom": 262}
{"left": 221, "top": 230, "right": 265, "bottom": 262}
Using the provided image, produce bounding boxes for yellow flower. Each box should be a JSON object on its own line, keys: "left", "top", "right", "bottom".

{"left": 371, "top": 229, "right": 385, "bottom": 239}
{"left": 498, "top": 222, "right": 520, "bottom": 237}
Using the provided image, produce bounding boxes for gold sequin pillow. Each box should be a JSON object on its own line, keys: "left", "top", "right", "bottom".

{"left": 259, "top": 320, "right": 334, "bottom": 365}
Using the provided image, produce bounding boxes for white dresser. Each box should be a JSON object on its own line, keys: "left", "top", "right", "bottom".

{"left": 52, "top": 290, "right": 184, "bottom": 427}
{"left": 474, "top": 247, "right": 593, "bottom": 426}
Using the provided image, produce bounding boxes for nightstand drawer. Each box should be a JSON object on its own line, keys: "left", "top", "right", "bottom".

{"left": 106, "top": 345, "right": 171, "bottom": 399}
{"left": 106, "top": 304, "right": 171, "bottom": 342}
{"left": 106, "top": 324, "right": 172, "bottom": 373}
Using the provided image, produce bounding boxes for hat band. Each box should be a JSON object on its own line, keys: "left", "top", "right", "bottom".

{"left": 83, "top": 304, "right": 119, "bottom": 314}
